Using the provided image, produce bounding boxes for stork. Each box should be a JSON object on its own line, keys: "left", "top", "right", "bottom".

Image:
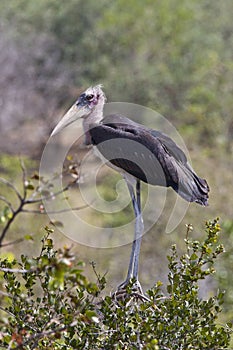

{"left": 51, "top": 85, "right": 209, "bottom": 296}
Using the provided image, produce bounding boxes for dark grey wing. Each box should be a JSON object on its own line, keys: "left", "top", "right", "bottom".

{"left": 90, "top": 114, "right": 209, "bottom": 205}
{"left": 104, "top": 114, "right": 187, "bottom": 163}
{"left": 155, "top": 142, "right": 209, "bottom": 205}
{"left": 89, "top": 121, "right": 167, "bottom": 186}
{"left": 149, "top": 129, "right": 209, "bottom": 205}
{"left": 150, "top": 129, "right": 187, "bottom": 164}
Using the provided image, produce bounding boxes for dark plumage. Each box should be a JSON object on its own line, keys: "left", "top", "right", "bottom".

{"left": 52, "top": 85, "right": 209, "bottom": 295}
{"left": 89, "top": 113, "right": 209, "bottom": 206}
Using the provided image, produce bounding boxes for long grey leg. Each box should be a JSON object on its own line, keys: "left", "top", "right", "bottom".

{"left": 114, "top": 178, "right": 148, "bottom": 298}
{"left": 125, "top": 179, "right": 144, "bottom": 282}
{"left": 132, "top": 180, "right": 143, "bottom": 278}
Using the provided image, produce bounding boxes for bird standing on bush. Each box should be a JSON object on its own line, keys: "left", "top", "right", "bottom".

{"left": 52, "top": 85, "right": 209, "bottom": 296}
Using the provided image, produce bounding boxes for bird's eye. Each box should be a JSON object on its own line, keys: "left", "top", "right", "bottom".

{"left": 86, "top": 94, "right": 94, "bottom": 101}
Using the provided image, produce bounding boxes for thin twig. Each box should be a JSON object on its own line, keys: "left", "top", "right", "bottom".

{"left": 21, "top": 203, "right": 89, "bottom": 214}
{"left": 0, "top": 267, "right": 35, "bottom": 273}
{"left": 0, "top": 196, "right": 14, "bottom": 212}
{"left": 0, "top": 237, "right": 26, "bottom": 247}
{"left": 0, "top": 178, "right": 22, "bottom": 201}
{"left": 24, "top": 182, "right": 74, "bottom": 204}
{"left": 16, "top": 328, "right": 67, "bottom": 350}
{"left": 0, "top": 201, "right": 24, "bottom": 247}
{"left": 0, "top": 164, "right": 81, "bottom": 246}
{"left": 14, "top": 321, "right": 78, "bottom": 350}
{"left": 0, "top": 290, "right": 12, "bottom": 297}
{"left": 19, "top": 158, "right": 27, "bottom": 200}
{"left": 7, "top": 339, "right": 14, "bottom": 350}
{"left": 0, "top": 305, "right": 15, "bottom": 317}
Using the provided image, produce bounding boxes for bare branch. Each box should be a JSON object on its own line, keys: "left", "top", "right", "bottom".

{"left": 21, "top": 203, "right": 89, "bottom": 214}
{"left": 0, "top": 161, "right": 81, "bottom": 246}
{"left": 14, "top": 320, "right": 78, "bottom": 350}
{"left": 0, "top": 237, "right": 28, "bottom": 247}
{"left": 19, "top": 158, "right": 27, "bottom": 199}
{"left": 24, "top": 181, "right": 75, "bottom": 204}
{"left": 15, "top": 327, "right": 66, "bottom": 350}
{"left": 0, "top": 200, "right": 24, "bottom": 247}
{"left": 0, "top": 290, "right": 12, "bottom": 298}
{"left": 0, "top": 196, "right": 14, "bottom": 212}
{"left": 0, "top": 177, "right": 22, "bottom": 202}
{"left": 0, "top": 267, "right": 34, "bottom": 273}
{"left": 0, "top": 305, "right": 15, "bottom": 317}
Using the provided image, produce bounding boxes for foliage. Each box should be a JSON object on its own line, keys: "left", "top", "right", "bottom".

{"left": 0, "top": 219, "right": 231, "bottom": 349}
{"left": 0, "top": 158, "right": 80, "bottom": 248}
{"left": 0, "top": 227, "right": 105, "bottom": 349}
{"left": 216, "top": 219, "right": 233, "bottom": 319}
{"left": 0, "top": 0, "right": 232, "bottom": 149}
{"left": 0, "top": 1, "right": 232, "bottom": 346}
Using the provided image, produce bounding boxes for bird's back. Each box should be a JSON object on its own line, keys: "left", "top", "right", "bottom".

{"left": 89, "top": 114, "right": 209, "bottom": 206}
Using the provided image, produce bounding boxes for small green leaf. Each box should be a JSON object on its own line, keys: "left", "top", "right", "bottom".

{"left": 190, "top": 253, "right": 198, "bottom": 260}
{"left": 24, "top": 180, "right": 35, "bottom": 190}
{"left": 46, "top": 238, "right": 53, "bottom": 247}
{"left": 44, "top": 226, "right": 54, "bottom": 234}
{"left": 24, "top": 234, "right": 34, "bottom": 241}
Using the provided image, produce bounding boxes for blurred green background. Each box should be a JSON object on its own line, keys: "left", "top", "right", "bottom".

{"left": 0, "top": 0, "right": 232, "bottom": 323}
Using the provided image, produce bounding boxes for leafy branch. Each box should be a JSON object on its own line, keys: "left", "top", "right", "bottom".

{"left": 0, "top": 220, "right": 231, "bottom": 349}
{"left": 0, "top": 158, "right": 85, "bottom": 247}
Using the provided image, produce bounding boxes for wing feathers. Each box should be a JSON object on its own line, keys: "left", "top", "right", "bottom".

{"left": 89, "top": 114, "right": 209, "bottom": 206}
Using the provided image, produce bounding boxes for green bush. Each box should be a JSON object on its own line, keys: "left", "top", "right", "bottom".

{"left": 0, "top": 219, "right": 231, "bottom": 349}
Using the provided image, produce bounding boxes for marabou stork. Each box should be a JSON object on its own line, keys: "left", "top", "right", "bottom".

{"left": 52, "top": 85, "right": 209, "bottom": 295}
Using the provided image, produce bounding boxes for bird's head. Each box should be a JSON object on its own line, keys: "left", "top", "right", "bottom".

{"left": 77, "top": 85, "right": 106, "bottom": 110}
{"left": 51, "top": 84, "right": 106, "bottom": 136}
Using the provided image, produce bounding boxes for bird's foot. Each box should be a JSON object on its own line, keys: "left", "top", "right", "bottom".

{"left": 117, "top": 278, "right": 143, "bottom": 294}
{"left": 112, "top": 278, "right": 150, "bottom": 303}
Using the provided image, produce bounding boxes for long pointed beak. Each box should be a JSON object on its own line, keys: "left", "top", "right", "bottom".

{"left": 51, "top": 103, "right": 89, "bottom": 136}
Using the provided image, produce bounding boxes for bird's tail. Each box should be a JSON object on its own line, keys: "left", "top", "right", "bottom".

{"left": 174, "top": 164, "right": 209, "bottom": 206}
